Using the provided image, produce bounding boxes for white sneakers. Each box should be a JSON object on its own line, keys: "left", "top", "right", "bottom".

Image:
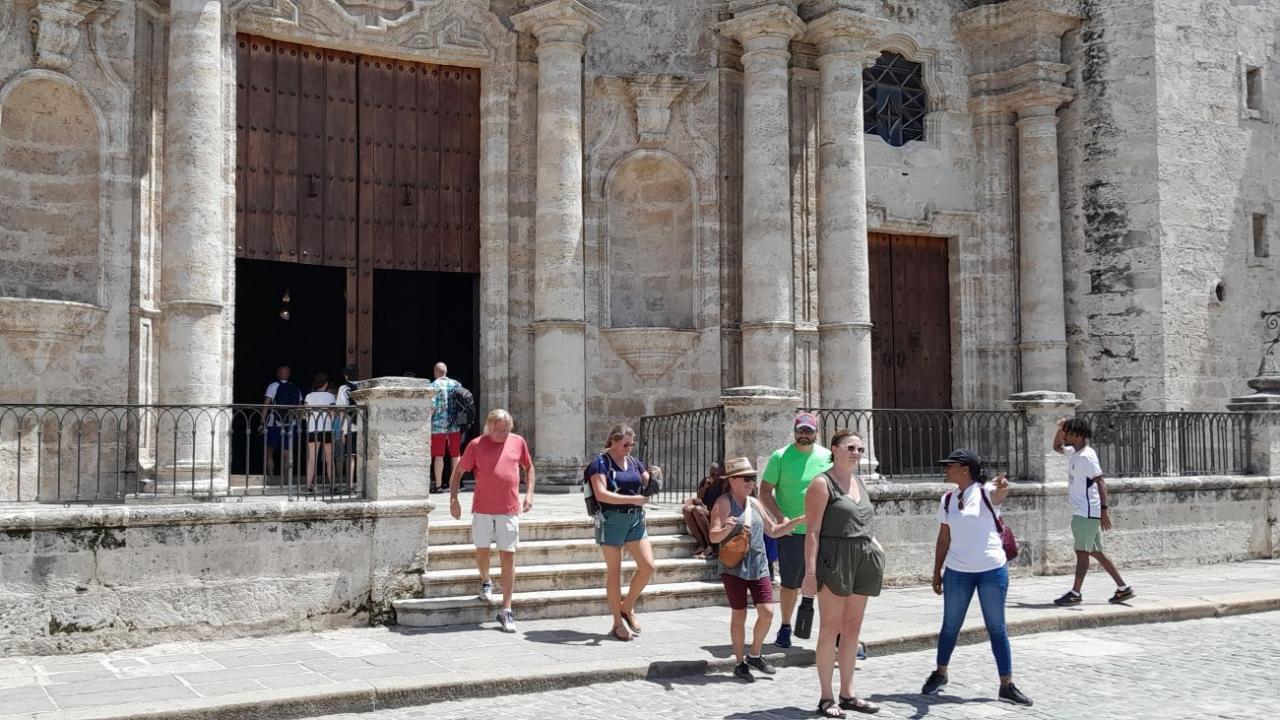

{"left": 497, "top": 609, "right": 517, "bottom": 633}
{"left": 479, "top": 580, "right": 494, "bottom": 604}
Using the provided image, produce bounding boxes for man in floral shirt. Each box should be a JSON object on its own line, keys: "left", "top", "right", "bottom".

{"left": 429, "top": 362, "right": 461, "bottom": 493}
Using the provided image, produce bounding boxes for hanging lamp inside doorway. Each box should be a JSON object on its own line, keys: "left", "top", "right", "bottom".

{"left": 278, "top": 287, "right": 291, "bottom": 321}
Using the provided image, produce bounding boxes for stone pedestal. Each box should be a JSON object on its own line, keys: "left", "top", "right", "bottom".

{"left": 351, "top": 377, "right": 436, "bottom": 501}
{"left": 1228, "top": 370, "right": 1280, "bottom": 476}
{"left": 722, "top": 386, "right": 803, "bottom": 478}
{"left": 155, "top": 0, "right": 228, "bottom": 494}
{"left": 513, "top": 0, "right": 603, "bottom": 484}
{"left": 720, "top": 5, "right": 804, "bottom": 390}
{"left": 1008, "top": 390, "right": 1079, "bottom": 483}
{"left": 807, "top": 10, "right": 882, "bottom": 411}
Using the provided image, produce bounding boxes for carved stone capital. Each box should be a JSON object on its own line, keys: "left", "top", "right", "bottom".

{"left": 968, "top": 61, "right": 1075, "bottom": 115}
{"left": 623, "top": 74, "right": 690, "bottom": 143}
{"left": 512, "top": 0, "right": 603, "bottom": 46}
{"left": 718, "top": 3, "right": 805, "bottom": 54}
{"left": 26, "top": 0, "right": 103, "bottom": 72}
{"left": 804, "top": 8, "right": 883, "bottom": 58}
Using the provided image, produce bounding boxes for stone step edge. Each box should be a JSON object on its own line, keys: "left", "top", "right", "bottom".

{"left": 430, "top": 511, "right": 686, "bottom": 531}
{"left": 22, "top": 591, "right": 1278, "bottom": 720}
{"left": 422, "top": 556, "right": 717, "bottom": 583}
{"left": 427, "top": 533, "right": 698, "bottom": 556}
{"left": 396, "top": 579, "right": 724, "bottom": 612}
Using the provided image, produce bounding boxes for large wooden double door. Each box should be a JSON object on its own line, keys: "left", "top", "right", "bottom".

{"left": 868, "top": 232, "right": 952, "bottom": 409}
{"left": 233, "top": 35, "right": 480, "bottom": 378}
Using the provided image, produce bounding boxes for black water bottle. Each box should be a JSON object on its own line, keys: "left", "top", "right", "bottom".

{"left": 794, "top": 596, "right": 815, "bottom": 639}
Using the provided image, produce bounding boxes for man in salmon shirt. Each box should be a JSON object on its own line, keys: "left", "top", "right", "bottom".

{"left": 448, "top": 409, "right": 536, "bottom": 633}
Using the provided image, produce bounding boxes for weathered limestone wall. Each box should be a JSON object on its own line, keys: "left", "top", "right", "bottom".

{"left": 0, "top": 2, "right": 140, "bottom": 405}
{"left": 0, "top": 500, "right": 432, "bottom": 656}
{"left": 871, "top": 475, "right": 1278, "bottom": 584}
{"left": 1151, "top": 0, "right": 1280, "bottom": 409}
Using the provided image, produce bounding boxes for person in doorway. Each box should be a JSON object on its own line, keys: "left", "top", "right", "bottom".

{"left": 429, "top": 362, "right": 462, "bottom": 493}
{"left": 334, "top": 365, "right": 361, "bottom": 491}
{"left": 263, "top": 365, "right": 302, "bottom": 479}
{"left": 1051, "top": 418, "right": 1134, "bottom": 606}
{"left": 708, "top": 456, "right": 804, "bottom": 683}
{"left": 588, "top": 424, "right": 654, "bottom": 641}
{"left": 448, "top": 409, "right": 535, "bottom": 633}
{"left": 303, "top": 373, "right": 336, "bottom": 493}
{"left": 682, "top": 462, "right": 725, "bottom": 559}
{"left": 759, "top": 411, "right": 833, "bottom": 649}
{"left": 803, "top": 430, "right": 884, "bottom": 717}
{"left": 922, "top": 449, "right": 1032, "bottom": 707}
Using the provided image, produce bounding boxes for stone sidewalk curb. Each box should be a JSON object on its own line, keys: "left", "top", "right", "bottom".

{"left": 20, "top": 590, "right": 1280, "bottom": 720}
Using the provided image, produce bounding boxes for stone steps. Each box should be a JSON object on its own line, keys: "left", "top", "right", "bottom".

{"left": 421, "top": 557, "right": 720, "bottom": 596}
{"left": 393, "top": 580, "right": 727, "bottom": 628}
{"left": 425, "top": 531, "right": 701, "bottom": 570}
{"left": 396, "top": 511, "right": 726, "bottom": 628}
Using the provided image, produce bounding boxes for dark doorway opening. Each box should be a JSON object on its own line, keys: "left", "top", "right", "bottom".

{"left": 232, "top": 259, "right": 347, "bottom": 474}
{"left": 372, "top": 269, "right": 479, "bottom": 398}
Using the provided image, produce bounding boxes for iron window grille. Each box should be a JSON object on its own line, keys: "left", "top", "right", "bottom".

{"left": 864, "top": 52, "right": 927, "bottom": 147}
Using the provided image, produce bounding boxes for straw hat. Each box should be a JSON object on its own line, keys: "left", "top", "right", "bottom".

{"left": 722, "top": 456, "right": 758, "bottom": 478}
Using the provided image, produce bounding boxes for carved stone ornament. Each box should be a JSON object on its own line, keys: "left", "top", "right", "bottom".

{"left": 601, "top": 328, "right": 700, "bottom": 383}
{"left": 623, "top": 75, "right": 689, "bottom": 143}
{"left": 0, "top": 298, "right": 105, "bottom": 374}
{"left": 26, "top": 0, "right": 103, "bottom": 72}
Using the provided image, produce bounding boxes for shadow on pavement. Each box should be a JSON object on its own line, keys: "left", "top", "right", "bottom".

{"left": 724, "top": 706, "right": 814, "bottom": 719}
{"left": 865, "top": 691, "right": 995, "bottom": 720}
{"left": 521, "top": 629, "right": 612, "bottom": 646}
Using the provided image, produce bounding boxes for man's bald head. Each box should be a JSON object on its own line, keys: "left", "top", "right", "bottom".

{"left": 434, "top": 362, "right": 448, "bottom": 378}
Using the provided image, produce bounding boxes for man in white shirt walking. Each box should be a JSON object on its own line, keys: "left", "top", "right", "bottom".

{"left": 1051, "top": 417, "right": 1134, "bottom": 606}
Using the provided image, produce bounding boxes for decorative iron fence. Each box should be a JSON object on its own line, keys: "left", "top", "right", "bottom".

{"left": 804, "top": 409, "right": 1030, "bottom": 482}
{"left": 0, "top": 404, "right": 367, "bottom": 504}
{"left": 1076, "top": 411, "right": 1253, "bottom": 477}
{"left": 638, "top": 406, "right": 724, "bottom": 503}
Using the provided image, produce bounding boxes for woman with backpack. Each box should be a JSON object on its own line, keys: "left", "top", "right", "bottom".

{"left": 587, "top": 424, "right": 654, "bottom": 641}
{"left": 921, "top": 449, "right": 1032, "bottom": 707}
{"left": 802, "top": 429, "right": 884, "bottom": 717}
{"left": 303, "top": 373, "right": 336, "bottom": 493}
{"left": 708, "top": 456, "right": 804, "bottom": 682}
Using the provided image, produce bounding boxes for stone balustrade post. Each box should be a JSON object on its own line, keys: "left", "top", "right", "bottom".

{"left": 350, "top": 378, "right": 436, "bottom": 501}
{"left": 513, "top": 0, "right": 603, "bottom": 485}
{"left": 721, "top": 387, "right": 804, "bottom": 478}
{"left": 720, "top": 5, "right": 804, "bottom": 391}
{"left": 1009, "top": 390, "right": 1079, "bottom": 483}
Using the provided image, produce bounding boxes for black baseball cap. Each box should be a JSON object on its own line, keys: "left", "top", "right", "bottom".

{"left": 938, "top": 448, "right": 982, "bottom": 481}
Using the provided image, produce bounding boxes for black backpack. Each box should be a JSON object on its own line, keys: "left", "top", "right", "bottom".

{"left": 448, "top": 385, "right": 476, "bottom": 430}
{"left": 582, "top": 453, "right": 611, "bottom": 516}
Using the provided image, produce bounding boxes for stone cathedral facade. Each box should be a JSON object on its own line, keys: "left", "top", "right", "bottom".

{"left": 0, "top": 0, "right": 1277, "bottom": 481}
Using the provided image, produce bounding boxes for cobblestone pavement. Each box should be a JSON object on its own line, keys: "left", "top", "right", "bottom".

{"left": 307, "top": 611, "right": 1277, "bottom": 720}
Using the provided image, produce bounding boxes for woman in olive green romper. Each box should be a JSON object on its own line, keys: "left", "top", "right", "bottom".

{"left": 802, "top": 429, "right": 886, "bottom": 718}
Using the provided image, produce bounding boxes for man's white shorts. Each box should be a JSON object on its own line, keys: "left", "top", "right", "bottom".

{"left": 472, "top": 512, "right": 519, "bottom": 552}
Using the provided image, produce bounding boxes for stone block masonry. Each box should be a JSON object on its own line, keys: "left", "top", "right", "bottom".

{"left": 0, "top": 499, "right": 432, "bottom": 656}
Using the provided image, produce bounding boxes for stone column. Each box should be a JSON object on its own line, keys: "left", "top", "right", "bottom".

{"left": 351, "top": 378, "right": 436, "bottom": 500}
{"left": 720, "top": 6, "right": 805, "bottom": 390}
{"left": 513, "top": 0, "right": 603, "bottom": 483}
{"left": 806, "top": 10, "right": 881, "bottom": 410}
{"left": 1014, "top": 91, "right": 1074, "bottom": 392}
{"left": 1009, "top": 390, "right": 1079, "bottom": 483}
{"left": 155, "top": 0, "right": 227, "bottom": 491}
{"left": 722, "top": 386, "right": 803, "bottom": 477}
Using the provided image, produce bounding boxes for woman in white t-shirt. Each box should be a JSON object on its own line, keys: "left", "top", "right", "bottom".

{"left": 303, "top": 373, "right": 336, "bottom": 493}
{"left": 921, "top": 449, "right": 1033, "bottom": 707}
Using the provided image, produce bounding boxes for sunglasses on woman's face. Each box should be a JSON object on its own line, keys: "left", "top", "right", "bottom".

{"left": 619, "top": 442, "right": 635, "bottom": 448}
{"left": 736, "top": 476, "right": 757, "bottom": 484}
{"left": 844, "top": 445, "right": 865, "bottom": 453}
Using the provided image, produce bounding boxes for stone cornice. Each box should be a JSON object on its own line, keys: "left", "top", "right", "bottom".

{"left": 804, "top": 8, "right": 883, "bottom": 58}
{"left": 718, "top": 3, "right": 805, "bottom": 51}
{"left": 511, "top": 0, "right": 603, "bottom": 44}
{"left": 730, "top": 0, "right": 800, "bottom": 15}
{"left": 956, "top": 0, "right": 1080, "bottom": 47}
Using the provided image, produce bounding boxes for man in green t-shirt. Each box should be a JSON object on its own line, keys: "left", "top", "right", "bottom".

{"left": 759, "top": 411, "right": 832, "bottom": 648}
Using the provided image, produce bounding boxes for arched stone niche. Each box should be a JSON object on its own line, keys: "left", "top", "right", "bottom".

{"left": 604, "top": 150, "right": 697, "bottom": 330}
{"left": 0, "top": 73, "right": 102, "bottom": 304}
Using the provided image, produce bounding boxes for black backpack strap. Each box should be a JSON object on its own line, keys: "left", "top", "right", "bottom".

{"left": 944, "top": 491, "right": 953, "bottom": 513}
{"left": 978, "top": 487, "right": 1005, "bottom": 532}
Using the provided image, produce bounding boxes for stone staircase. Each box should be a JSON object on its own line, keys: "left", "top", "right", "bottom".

{"left": 392, "top": 513, "right": 726, "bottom": 627}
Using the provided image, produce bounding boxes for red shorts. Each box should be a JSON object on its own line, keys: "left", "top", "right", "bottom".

{"left": 721, "top": 573, "right": 774, "bottom": 610}
{"left": 431, "top": 431, "right": 461, "bottom": 458}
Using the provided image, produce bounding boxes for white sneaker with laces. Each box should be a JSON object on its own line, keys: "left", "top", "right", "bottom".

{"left": 498, "top": 609, "right": 516, "bottom": 633}
{"left": 479, "top": 580, "right": 494, "bottom": 604}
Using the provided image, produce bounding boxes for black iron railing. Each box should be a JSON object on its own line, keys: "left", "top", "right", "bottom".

{"left": 638, "top": 406, "right": 725, "bottom": 503}
{"left": 0, "top": 404, "right": 367, "bottom": 504}
{"left": 804, "top": 409, "right": 1030, "bottom": 481}
{"left": 1076, "top": 411, "right": 1253, "bottom": 477}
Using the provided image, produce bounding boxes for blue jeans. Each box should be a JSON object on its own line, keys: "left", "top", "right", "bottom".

{"left": 937, "top": 565, "right": 1012, "bottom": 677}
